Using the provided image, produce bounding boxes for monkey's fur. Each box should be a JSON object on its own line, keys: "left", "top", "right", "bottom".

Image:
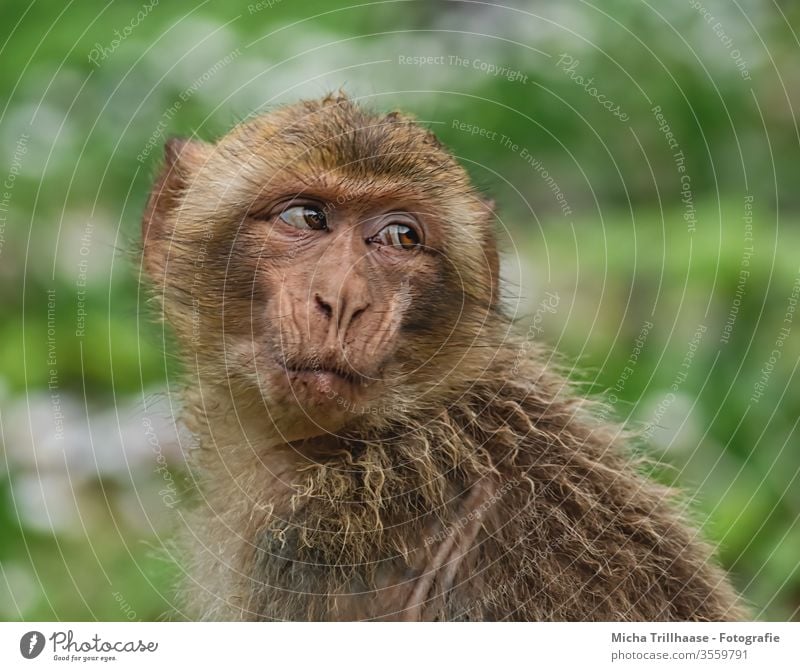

{"left": 142, "top": 94, "right": 746, "bottom": 621}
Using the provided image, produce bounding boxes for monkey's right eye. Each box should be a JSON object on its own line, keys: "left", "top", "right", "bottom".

{"left": 278, "top": 205, "right": 328, "bottom": 230}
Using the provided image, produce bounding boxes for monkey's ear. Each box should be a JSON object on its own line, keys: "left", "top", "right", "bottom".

{"left": 142, "top": 137, "right": 210, "bottom": 276}
{"left": 478, "top": 197, "right": 501, "bottom": 308}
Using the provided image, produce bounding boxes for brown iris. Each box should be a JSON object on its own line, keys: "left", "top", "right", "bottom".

{"left": 373, "top": 223, "right": 421, "bottom": 250}
{"left": 279, "top": 205, "right": 328, "bottom": 230}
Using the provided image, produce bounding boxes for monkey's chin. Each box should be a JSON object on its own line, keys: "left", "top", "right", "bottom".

{"left": 255, "top": 364, "right": 385, "bottom": 442}
{"left": 260, "top": 383, "right": 364, "bottom": 444}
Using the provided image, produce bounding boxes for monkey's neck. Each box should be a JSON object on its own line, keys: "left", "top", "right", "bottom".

{"left": 184, "top": 378, "right": 515, "bottom": 620}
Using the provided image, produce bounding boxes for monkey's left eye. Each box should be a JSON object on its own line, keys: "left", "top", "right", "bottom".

{"left": 279, "top": 205, "right": 328, "bottom": 230}
{"left": 371, "top": 223, "right": 421, "bottom": 250}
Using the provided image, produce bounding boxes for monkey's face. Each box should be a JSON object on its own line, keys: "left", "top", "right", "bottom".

{"left": 240, "top": 197, "right": 437, "bottom": 412}
{"left": 142, "top": 96, "right": 499, "bottom": 440}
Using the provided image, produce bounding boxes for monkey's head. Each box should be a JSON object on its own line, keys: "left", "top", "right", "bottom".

{"left": 142, "top": 94, "right": 501, "bottom": 442}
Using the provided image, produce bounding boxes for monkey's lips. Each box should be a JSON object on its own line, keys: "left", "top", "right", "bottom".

{"left": 274, "top": 359, "right": 370, "bottom": 405}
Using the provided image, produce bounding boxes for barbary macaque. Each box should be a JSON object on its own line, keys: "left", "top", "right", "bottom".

{"left": 141, "top": 93, "right": 746, "bottom": 621}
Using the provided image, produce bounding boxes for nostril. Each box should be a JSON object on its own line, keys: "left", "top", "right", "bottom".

{"left": 350, "top": 303, "right": 369, "bottom": 326}
{"left": 314, "top": 293, "right": 333, "bottom": 319}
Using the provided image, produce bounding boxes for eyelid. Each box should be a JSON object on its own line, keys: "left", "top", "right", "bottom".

{"left": 372, "top": 212, "right": 423, "bottom": 237}
{"left": 249, "top": 196, "right": 328, "bottom": 220}
{"left": 276, "top": 198, "right": 327, "bottom": 217}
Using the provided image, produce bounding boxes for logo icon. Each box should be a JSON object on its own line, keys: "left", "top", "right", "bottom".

{"left": 20, "top": 631, "right": 45, "bottom": 659}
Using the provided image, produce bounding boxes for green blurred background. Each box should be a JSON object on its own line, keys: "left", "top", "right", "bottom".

{"left": 1, "top": 0, "right": 798, "bottom": 620}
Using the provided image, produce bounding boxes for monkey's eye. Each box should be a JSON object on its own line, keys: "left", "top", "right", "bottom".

{"left": 279, "top": 205, "right": 328, "bottom": 230}
{"left": 371, "top": 223, "right": 421, "bottom": 250}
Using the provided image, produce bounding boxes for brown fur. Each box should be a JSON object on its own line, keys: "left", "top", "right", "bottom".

{"left": 142, "top": 94, "right": 747, "bottom": 621}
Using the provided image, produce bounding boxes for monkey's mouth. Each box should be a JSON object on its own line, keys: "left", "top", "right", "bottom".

{"left": 274, "top": 356, "right": 371, "bottom": 401}
{"left": 284, "top": 363, "right": 363, "bottom": 385}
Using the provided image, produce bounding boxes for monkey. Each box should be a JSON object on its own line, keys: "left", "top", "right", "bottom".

{"left": 141, "top": 93, "right": 747, "bottom": 621}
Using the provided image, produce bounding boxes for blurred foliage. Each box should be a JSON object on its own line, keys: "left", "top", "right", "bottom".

{"left": 0, "top": 0, "right": 799, "bottom": 620}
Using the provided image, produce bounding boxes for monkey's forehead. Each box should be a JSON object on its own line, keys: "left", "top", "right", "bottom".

{"left": 218, "top": 98, "right": 473, "bottom": 196}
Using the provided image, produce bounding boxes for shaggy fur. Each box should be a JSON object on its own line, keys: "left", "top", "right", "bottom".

{"left": 142, "top": 94, "right": 747, "bottom": 621}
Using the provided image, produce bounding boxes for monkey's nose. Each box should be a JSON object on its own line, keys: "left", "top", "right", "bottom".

{"left": 314, "top": 292, "right": 369, "bottom": 342}
{"left": 314, "top": 293, "right": 333, "bottom": 319}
